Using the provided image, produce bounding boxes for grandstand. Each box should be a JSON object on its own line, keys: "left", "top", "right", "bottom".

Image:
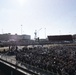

{"left": 48, "top": 35, "right": 73, "bottom": 43}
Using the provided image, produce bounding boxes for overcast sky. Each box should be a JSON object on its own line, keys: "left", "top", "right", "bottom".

{"left": 0, "top": 0, "right": 76, "bottom": 39}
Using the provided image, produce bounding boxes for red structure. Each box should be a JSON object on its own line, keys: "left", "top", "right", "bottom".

{"left": 48, "top": 35, "right": 73, "bottom": 41}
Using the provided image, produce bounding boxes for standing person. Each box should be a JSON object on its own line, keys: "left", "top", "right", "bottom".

{"left": 57, "top": 67, "right": 62, "bottom": 75}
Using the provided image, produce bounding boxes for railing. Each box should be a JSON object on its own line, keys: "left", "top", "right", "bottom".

{"left": 0, "top": 54, "right": 38, "bottom": 75}
{"left": 0, "top": 54, "right": 57, "bottom": 75}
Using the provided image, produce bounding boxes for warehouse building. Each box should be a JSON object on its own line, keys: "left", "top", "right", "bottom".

{"left": 0, "top": 33, "right": 31, "bottom": 42}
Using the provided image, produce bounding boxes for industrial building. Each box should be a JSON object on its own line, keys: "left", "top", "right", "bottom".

{"left": 0, "top": 33, "right": 31, "bottom": 42}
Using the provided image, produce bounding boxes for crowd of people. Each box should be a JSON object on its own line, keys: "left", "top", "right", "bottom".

{"left": 8, "top": 44, "right": 76, "bottom": 75}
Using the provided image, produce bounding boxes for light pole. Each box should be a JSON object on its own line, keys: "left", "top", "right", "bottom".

{"left": 2, "top": 29, "right": 4, "bottom": 34}
{"left": 59, "top": 30, "right": 61, "bottom": 35}
{"left": 21, "top": 25, "right": 22, "bottom": 35}
{"left": 45, "top": 28, "right": 46, "bottom": 38}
